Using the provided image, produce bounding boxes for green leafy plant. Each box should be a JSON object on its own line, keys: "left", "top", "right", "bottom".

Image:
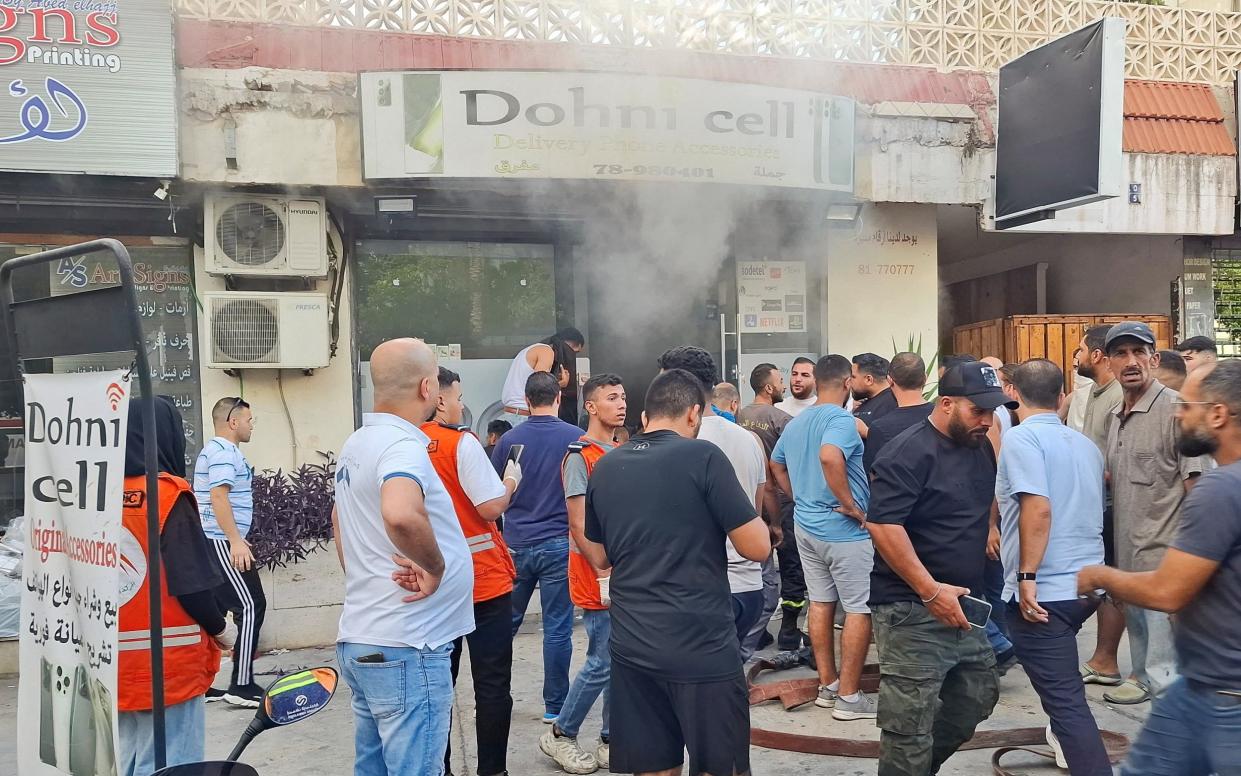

{"left": 891, "top": 334, "right": 940, "bottom": 400}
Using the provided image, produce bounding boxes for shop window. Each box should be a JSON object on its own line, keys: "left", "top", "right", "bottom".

{"left": 0, "top": 244, "right": 202, "bottom": 531}
{"left": 355, "top": 240, "right": 557, "bottom": 360}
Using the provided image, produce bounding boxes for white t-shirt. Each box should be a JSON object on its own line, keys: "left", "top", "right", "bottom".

{"left": 501, "top": 343, "right": 547, "bottom": 411}
{"left": 456, "top": 432, "right": 507, "bottom": 506}
{"left": 335, "top": 413, "right": 474, "bottom": 650}
{"left": 775, "top": 395, "right": 816, "bottom": 418}
{"left": 1066, "top": 378, "right": 1094, "bottom": 433}
{"left": 698, "top": 415, "right": 766, "bottom": 593}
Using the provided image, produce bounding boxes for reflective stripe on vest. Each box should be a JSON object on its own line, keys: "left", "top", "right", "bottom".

{"left": 421, "top": 422, "right": 516, "bottom": 602}
{"left": 118, "top": 625, "right": 204, "bottom": 651}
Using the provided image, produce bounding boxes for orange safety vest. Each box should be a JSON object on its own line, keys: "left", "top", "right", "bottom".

{"left": 422, "top": 422, "right": 516, "bottom": 603}
{"left": 118, "top": 474, "right": 220, "bottom": 712}
{"left": 563, "top": 438, "right": 609, "bottom": 610}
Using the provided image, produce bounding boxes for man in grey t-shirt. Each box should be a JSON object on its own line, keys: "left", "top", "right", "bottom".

{"left": 1079, "top": 359, "right": 1241, "bottom": 774}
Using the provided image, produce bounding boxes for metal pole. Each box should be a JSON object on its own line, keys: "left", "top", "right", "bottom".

{"left": 719, "top": 313, "right": 727, "bottom": 386}
{"left": 111, "top": 240, "right": 168, "bottom": 771}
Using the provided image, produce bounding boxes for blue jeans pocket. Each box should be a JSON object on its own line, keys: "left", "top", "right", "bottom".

{"left": 350, "top": 659, "right": 406, "bottom": 720}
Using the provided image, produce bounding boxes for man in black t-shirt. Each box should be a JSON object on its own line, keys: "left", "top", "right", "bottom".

{"left": 867, "top": 362, "right": 1015, "bottom": 776}
{"left": 863, "top": 352, "right": 933, "bottom": 475}
{"left": 852, "top": 353, "right": 897, "bottom": 425}
{"left": 580, "top": 368, "right": 770, "bottom": 776}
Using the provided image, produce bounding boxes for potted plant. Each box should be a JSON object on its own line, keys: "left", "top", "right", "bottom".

{"left": 248, "top": 453, "right": 336, "bottom": 569}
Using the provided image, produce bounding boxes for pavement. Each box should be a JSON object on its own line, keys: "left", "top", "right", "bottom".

{"left": 0, "top": 612, "right": 1151, "bottom": 775}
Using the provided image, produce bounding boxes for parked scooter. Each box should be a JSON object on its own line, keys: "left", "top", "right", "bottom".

{"left": 151, "top": 666, "right": 339, "bottom": 776}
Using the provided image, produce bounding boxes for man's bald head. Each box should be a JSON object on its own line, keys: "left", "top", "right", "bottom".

{"left": 981, "top": 356, "right": 1004, "bottom": 370}
{"left": 370, "top": 338, "right": 440, "bottom": 415}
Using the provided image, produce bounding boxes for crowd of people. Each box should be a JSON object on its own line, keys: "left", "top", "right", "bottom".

{"left": 112, "top": 324, "right": 1241, "bottom": 776}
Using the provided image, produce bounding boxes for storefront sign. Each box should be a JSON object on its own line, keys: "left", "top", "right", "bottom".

{"left": 18, "top": 371, "right": 128, "bottom": 776}
{"left": 1182, "top": 255, "right": 1215, "bottom": 340}
{"left": 738, "top": 260, "right": 807, "bottom": 333}
{"left": 0, "top": 1, "right": 176, "bottom": 176}
{"left": 360, "top": 71, "right": 854, "bottom": 191}
{"left": 50, "top": 248, "right": 202, "bottom": 469}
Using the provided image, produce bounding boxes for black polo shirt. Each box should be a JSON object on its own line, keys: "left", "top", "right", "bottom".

{"left": 867, "top": 419, "right": 996, "bottom": 605}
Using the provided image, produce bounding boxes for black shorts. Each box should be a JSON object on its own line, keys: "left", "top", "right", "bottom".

{"left": 609, "top": 659, "right": 751, "bottom": 775}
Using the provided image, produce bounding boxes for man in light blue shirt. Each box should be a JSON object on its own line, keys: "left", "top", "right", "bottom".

{"left": 771, "top": 354, "right": 875, "bottom": 722}
{"left": 193, "top": 396, "right": 263, "bottom": 707}
{"left": 996, "top": 359, "right": 1109, "bottom": 774}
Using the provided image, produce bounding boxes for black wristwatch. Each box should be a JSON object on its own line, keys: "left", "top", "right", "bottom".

{"left": 1017, "top": 572, "right": 1037, "bottom": 582}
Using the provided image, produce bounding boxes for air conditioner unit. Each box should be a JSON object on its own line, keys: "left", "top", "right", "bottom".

{"left": 205, "top": 292, "right": 330, "bottom": 369}
{"left": 204, "top": 194, "right": 328, "bottom": 277}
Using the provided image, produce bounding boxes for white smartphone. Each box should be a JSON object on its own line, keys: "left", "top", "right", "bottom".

{"left": 959, "top": 595, "right": 993, "bottom": 630}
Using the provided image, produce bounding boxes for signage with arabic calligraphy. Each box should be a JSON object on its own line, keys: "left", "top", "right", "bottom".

{"left": 49, "top": 247, "right": 203, "bottom": 469}
{"left": 0, "top": 1, "right": 175, "bottom": 176}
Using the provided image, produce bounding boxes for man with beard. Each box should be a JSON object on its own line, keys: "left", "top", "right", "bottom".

{"left": 777, "top": 357, "right": 817, "bottom": 417}
{"left": 737, "top": 364, "right": 803, "bottom": 652}
{"left": 1102, "top": 321, "right": 1211, "bottom": 705}
{"left": 1079, "top": 359, "right": 1241, "bottom": 774}
{"left": 852, "top": 353, "right": 896, "bottom": 425}
{"left": 1072, "top": 324, "right": 1128, "bottom": 690}
{"left": 867, "top": 361, "right": 1015, "bottom": 776}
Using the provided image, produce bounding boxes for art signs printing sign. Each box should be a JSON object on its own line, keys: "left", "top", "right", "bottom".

{"left": 0, "top": 0, "right": 176, "bottom": 177}
{"left": 360, "top": 70, "right": 855, "bottom": 191}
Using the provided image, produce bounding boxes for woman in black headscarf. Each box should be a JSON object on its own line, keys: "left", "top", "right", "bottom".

{"left": 117, "top": 397, "right": 233, "bottom": 776}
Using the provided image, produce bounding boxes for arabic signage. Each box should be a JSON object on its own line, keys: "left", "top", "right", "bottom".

{"left": 50, "top": 247, "right": 202, "bottom": 468}
{"left": 360, "top": 71, "right": 855, "bottom": 191}
{"left": 738, "top": 260, "right": 807, "bottom": 333}
{"left": 0, "top": 0, "right": 176, "bottom": 176}
{"left": 18, "top": 370, "right": 127, "bottom": 776}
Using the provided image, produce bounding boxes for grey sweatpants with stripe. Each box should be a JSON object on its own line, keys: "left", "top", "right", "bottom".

{"left": 209, "top": 538, "right": 267, "bottom": 687}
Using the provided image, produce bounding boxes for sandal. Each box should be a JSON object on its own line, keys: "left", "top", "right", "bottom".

{"left": 1080, "top": 664, "right": 1123, "bottom": 686}
{"left": 1104, "top": 680, "right": 1152, "bottom": 705}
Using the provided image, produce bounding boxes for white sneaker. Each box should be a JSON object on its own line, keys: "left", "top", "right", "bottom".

{"left": 539, "top": 728, "right": 599, "bottom": 774}
{"left": 831, "top": 690, "right": 878, "bottom": 721}
{"left": 595, "top": 740, "right": 610, "bottom": 769}
{"left": 814, "top": 685, "right": 838, "bottom": 708}
{"left": 1046, "top": 724, "right": 1068, "bottom": 770}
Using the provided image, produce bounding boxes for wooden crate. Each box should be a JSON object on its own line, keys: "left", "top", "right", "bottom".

{"left": 952, "top": 314, "right": 1172, "bottom": 391}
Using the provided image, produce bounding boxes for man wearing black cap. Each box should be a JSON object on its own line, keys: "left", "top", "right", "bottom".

{"left": 1103, "top": 321, "right": 1212, "bottom": 705}
{"left": 866, "top": 361, "right": 1016, "bottom": 776}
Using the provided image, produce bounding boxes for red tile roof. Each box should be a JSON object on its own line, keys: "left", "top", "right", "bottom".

{"left": 1123, "top": 80, "right": 1234, "bottom": 156}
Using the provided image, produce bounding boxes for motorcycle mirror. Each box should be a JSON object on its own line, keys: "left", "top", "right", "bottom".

{"left": 258, "top": 666, "right": 339, "bottom": 727}
{"left": 152, "top": 762, "right": 259, "bottom": 776}
{"left": 227, "top": 666, "right": 340, "bottom": 762}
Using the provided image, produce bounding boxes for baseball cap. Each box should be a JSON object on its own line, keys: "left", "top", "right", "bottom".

{"left": 939, "top": 361, "right": 1018, "bottom": 411}
{"left": 1104, "top": 321, "right": 1156, "bottom": 352}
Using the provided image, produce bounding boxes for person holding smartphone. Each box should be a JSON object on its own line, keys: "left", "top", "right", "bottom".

{"left": 997, "top": 360, "right": 1111, "bottom": 774}
{"left": 866, "top": 361, "right": 1016, "bottom": 776}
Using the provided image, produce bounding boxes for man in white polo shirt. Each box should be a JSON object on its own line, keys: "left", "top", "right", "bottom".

{"left": 332, "top": 338, "right": 474, "bottom": 776}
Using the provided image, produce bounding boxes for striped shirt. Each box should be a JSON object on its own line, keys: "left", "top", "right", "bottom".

{"left": 194, "top": 436, "right": 254, "bottom": 540}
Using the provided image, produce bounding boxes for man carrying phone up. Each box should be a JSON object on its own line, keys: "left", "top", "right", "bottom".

{"left": 867, "top": 361, "right": 1015, "bottom": 776}
{"left": 997, "top": 360, "right": 1111, "bottom": 774}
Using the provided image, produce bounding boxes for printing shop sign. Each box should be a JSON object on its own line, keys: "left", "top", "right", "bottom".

{"left": 18, "top": 371, "right": 128, "bottom": 776}
{"left": 0, "top": 0, "right": 177, "bottom": 176}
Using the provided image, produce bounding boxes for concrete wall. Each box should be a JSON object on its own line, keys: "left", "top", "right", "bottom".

{"left": 826, "top": 203, "right": 939, "bottom": 357}
{"left": 193, "top": 245, "right": 356, "bottom": 473}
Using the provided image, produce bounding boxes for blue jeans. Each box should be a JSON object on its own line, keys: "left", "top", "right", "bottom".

{"left": 337, "top": 641, "right": 455, "bottom": 776}
{"left": 119, "top": 696, "right": 204, "bottom": 776}
{"left": 557, "top": 608, "right": 611, "bottom": 740}
{"left": 1126, "top": 605, "right": 1180, "bottom": 694}
{"left": 984, "top": 556, "right": 1011, "bottom": 656}
{"left": 1122, "top": 678, "right": 1241, "bottom": 775}
{"left": 510, "top": 535, "right": 573, "bottom": 715}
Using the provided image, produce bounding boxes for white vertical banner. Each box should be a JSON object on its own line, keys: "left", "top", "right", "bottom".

{"left": 18, "top": 371, "right": 129, "bottom": 776}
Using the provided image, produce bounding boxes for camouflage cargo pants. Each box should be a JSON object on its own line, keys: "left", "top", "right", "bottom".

{"left": 872, "top": 600, "right": 1000, "bottom": 776}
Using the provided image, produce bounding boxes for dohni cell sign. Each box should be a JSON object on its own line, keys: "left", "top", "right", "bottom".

{"left": 0, "top": 1, "right": 176, "bottom": 177}
{"left": 18, "top": 370, "right": 128, "bottom": 776}
{"left": 360, "top": 71, "right": 855, "bottom": 191}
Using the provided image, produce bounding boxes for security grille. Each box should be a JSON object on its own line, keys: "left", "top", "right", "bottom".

{"left": 211, "top": 298, "right": 280, "bottom": 363}
{"left": 215, "top": 202, "right": 286, "bottom": 267}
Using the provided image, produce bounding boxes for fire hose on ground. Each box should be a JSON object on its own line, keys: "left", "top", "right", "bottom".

{"left": 746, "top": 657, "right": 1130, "bottom": 775}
